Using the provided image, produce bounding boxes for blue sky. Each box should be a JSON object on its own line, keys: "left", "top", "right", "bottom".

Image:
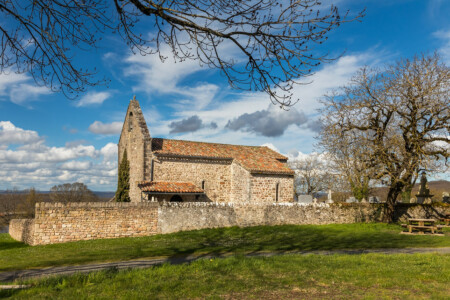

{"left": 1, "top": 0, "right": 449, "bottom": 191}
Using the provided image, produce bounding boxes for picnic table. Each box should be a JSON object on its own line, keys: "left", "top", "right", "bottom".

{"left": 407, "top": 218, "right": 440, "bottom": 234}
{"left": 440, "top": 214, "right": 450, "bottom": 226}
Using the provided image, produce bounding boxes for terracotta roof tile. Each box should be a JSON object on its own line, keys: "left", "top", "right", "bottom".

{"left": 138, "top": 181, "right": 204, "bottom": 193}
{"left": 151, "top": 138, "right": 294, "bottom": 175}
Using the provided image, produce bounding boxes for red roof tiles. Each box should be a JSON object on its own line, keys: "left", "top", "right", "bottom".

{"left": 151, "top": 138, "right": 294, "bottom": 175}
{"left": 138, "top": 181, "right": 204, "bottom": 193}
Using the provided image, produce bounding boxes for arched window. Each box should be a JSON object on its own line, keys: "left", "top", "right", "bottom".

{"left": 170, "top": 195, "right": 183, "bottom": 202}
{"left": 201, "top": 180, "right": 206, "bottom": 190}
{"left": 275, "top": 183, "right": 279, "bottom": 202}
{"left": 128, "top": 112, "right": 133, "bottom": 132}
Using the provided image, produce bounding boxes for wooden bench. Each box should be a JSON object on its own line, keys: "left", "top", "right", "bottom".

{"left": 404, "top": 218, "right": 440, "bottom": 235}
{"left": 408, "top": 225, "right": 437, "bottom": 234}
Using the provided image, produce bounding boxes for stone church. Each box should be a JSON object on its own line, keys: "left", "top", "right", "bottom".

{"left": 118, "top": 99, "right": 294, "bottom": 203}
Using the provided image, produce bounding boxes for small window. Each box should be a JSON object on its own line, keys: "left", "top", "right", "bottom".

{"left": 201, "top": 180, "right": 206, "bottom": 190}
{"left": 128, "top": 112, "right": 133, "bottom": 132}
{"left": 275, "top": 183, "right": 279, "bottom": 202}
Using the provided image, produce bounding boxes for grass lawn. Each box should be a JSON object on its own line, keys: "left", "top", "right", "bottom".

{"left": 1, "top": 223, "right": 449, "bottom": 272}
{"left": 2, "top": 253, "right": 449, "bottom": 299}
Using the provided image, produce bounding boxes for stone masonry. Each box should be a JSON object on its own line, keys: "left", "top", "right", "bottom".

{"left": 9, "top": 202, "right": 158, "bottom": 245}
{"left": 9, "top": 202, "right": 448, "bottom": 245}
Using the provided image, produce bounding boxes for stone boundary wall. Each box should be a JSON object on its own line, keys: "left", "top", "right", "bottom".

{"left": 158, "top": 202, "right": 448, "bottom": 234}
{"left": 9, "top": 202, "right": 449, "bottom": 245}
{"left": 9, "top": 219, "right": 35, "bottom": 245}
{"left": 158, "top": 202, "right": 375, "bottom": 234}
{"left": 25, "top": 202, "right": 158, "bottom": 245}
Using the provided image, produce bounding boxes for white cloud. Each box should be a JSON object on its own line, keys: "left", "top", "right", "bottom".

{"left": 100, "top": 143, "right": 118, "bottom": 162}
{"left": 0, "top": 71, "right": 50, "bottom": 106}
{"left": 0, "top": 72, "right": 28, "bottom": 94}
{"left": 75, "top": 91, "right": 112, "bottom": 107}
{"left": 0, "top": 121, "right": 42, "bottom": 145}
{"left": 0, "top": 144, "right": 97, "bottom": 163}
{"left": 124, "top": 46, "right": 219, "bottom": 111}
{"left": 59, "top": 161, "right": 92, "bottom": 171}
{"left": 261, "top": 143, "right": 280, "bottom": 153}
{"left": 434, "top": 29, "right": 450, "bottom": 64}
{"left": 88, "top": 121, "right": 122, "bottom": 135}
{"left": 0, "top": 121, "right": 118, "bottom": 191}
{"left": 287, "top": 53, "right": 377, "bottom": 114}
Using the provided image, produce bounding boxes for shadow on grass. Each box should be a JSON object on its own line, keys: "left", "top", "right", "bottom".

{"left": 1, "top": 224, "right": 449, "bottom": 273}
{"left": 0, "top": 234, "right": 28, "bottom": 251}
{"left": 156, "top": 223, "right": 442, "bottom": 264}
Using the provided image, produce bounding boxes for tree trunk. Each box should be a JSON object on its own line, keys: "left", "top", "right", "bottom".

{"left": 383, "top": 184, "right": 403, "bottom": 223}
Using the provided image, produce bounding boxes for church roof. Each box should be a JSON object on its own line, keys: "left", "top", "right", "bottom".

{"left": 151, "top": 138, "right": 294, "bottom": 175}
{"left": 138, "top": 181, "right": 204, "bottom": 194}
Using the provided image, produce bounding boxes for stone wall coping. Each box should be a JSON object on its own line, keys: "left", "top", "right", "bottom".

{"left": 10, "top": 218, "right": 34, "bottom": 223}
{"left": 35, "top": 202, "right": 159, "bottom": 209}
{"left": 31, "top": 201, "right": 440, "bottom": 210}
{"left": 159, "top": 202, "right": 331, "bottom": 208}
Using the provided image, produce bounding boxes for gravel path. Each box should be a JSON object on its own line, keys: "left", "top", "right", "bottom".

{"left": 1, "top": 247, "right": 449, "bottom": 283}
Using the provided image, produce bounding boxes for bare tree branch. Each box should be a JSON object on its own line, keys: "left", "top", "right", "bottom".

{"left": 0, "top": 0, "right": 364, "bottom": 105}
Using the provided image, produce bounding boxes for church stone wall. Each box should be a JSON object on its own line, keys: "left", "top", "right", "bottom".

{"left": 230, "top": 162, "right": 251, "bottom": 203}
{"left": 118, "top": 102, "right": 151, "bottom": 202}
{"left": 250, "top": 174, "right": 294, "bottom": 203}
{"left": 153, "top": 157, "right": 232, "bottom": 202}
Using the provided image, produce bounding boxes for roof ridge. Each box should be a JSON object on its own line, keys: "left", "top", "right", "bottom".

{"left": 153, "top": 137, "right": 270, "bottom": 149}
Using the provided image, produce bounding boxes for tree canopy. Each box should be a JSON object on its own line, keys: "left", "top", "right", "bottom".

{"left": 50, "top": 182, "right": 98, "bottom": 203}
{"left": 320, "top": 53, "right": 449, "bottom": 222}
{"left": 0, "top": 0, "right": 363, "bottom": 106}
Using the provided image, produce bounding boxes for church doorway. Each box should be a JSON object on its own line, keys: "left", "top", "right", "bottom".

{"left": 170, "top": 195, "right": 183, "bottom": 202}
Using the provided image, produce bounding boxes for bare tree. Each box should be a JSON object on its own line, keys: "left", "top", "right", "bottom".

{"left": 0, "top": 0, "right": 363, "bottom": 105}
{"left": 289, "top": 154, "right": 332, "bottom": 196}
{"left": 319, "top": 127, "right": 375, "bottom": 200}
{"left": 16, "top": 188, "right": 43, "bottom": 218}
{"left": 320, "top": 53, "right": 449, "bottom": 222}
{"left": 50, "top": 182, "right": 98, "bottom": 203}
{"left": 0, "top": 188, "right": 21, "bottom": 227}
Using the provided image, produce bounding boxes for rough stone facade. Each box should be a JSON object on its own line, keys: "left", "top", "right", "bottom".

{"left": 153, "top": 156, "right": 232, "bottom": 202}
{"left": 118, "top": 99, "right": 295, "bottom": 203}
{"left": 249, "top": 174, "right": 293, "bottom": 203}
{"left": 118, "top": 100, "right": 152, "bottom": 203}
{"left": 9, "top": 202, "right": 448, "bottom": 245}
{"left": 230, "top": 162, "right": 251, "bottom": 203}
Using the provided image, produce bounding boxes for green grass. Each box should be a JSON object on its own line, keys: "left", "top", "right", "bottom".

{"left": 2, "top": 253, "right": 449, "bottom": 299}
{"left": 1, "top": 223, "right": 449, "bottom": 272}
